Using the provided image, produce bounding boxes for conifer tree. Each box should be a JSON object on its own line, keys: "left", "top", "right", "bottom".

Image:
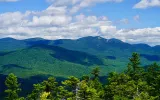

{"left": 153, "top": 75, "right": 160, "bottom": 98}
{"left": 5, "top": 73, "right": 24, "bottom": 100}
{"left": 129, "top": 52, "right": 141, "bottom": 72}
{"left": 56, "top": 86, "right": 69, "bottom": 99}
{"left": 90, "top": 67, "right": 102, "bottom": 91}
{"left": 90, "top": 67, "right": 104, "bottom": 99}
{"left": 62, "top": 76, "right": 80, "bottom": 99}
{"left": 91, "top": 67, "right": 100, "bottom": 79}
{"left": 27, "top": 83, "right": 45, "bottom": 100}
{"left": 42, "top": 77, "right": 58, "bottom": 99}
{"left": 127, "top": 52, "right": 144, "bottom": 81}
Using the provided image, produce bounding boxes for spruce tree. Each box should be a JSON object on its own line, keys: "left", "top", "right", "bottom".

{"left": 42, "top": 77, "right": 58, "bottom": 99}
{"left": 129, "top": 52, "right": 140, "bottom": 72}
{"left": 27, "top": 83, "right": 45, "bottom": 100}
{"left": 5, "top": 73, "right": 23, "bottom": 100}
{"left": 128, "top": 52, "right": 143, "bottom": 81}
{"left": 62, "top": 76, "right": 80, "bottom": 99}
{"left": 91, "top": 67, "right": 100, "bottom": 79}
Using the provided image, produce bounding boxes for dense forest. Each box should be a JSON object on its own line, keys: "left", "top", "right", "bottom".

{"left": 1, "top": 52, "right": 160, "bottom": 100}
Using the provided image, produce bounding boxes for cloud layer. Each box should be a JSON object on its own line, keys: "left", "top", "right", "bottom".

{"left": 0, "top": 0, "right": 160, "bottom": 46}
{"left": 134, "top": 0, "right": 160, "bottom": 9}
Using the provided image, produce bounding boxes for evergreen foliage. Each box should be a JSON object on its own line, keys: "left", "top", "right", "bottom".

{"left": 2, "top": 52, "right": 160, "bottom": 100}
{"left": 5, "top": 73, "right": 24, "bottom": 100}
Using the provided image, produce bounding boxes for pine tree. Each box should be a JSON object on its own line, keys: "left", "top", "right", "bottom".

{"left": 133, "top": 79, "right": 156, "bottom": 100}
{"left": 129, "top": 52, "right": 141, "bottom": 72}
{"left": 128, "top": 53, "right": 144, "bottom": 81}
{"left": 56, "top": 86, "right": 69, "bottom": 99}
{"left": 82, "top": 75, "right": 90, "bottom": 82}
{"left": 42, "top": 77, "right": 58, "bottom": 99}
{"left": 105, "top": 73, "right": 133, "bottom": 99}
{"left": 126, "top": 63, "right": 133, "bottom": 75}
{"left": 90, "top": 67, "right": 102, "bottom": 91}
{"left": 90, "top": 67, "right": 104, "bottom": 99}
{"left": 153, "top": 75, "right": 160, "bottom": 98}
{"left": 147, "top": 62, "right": 160, "bottom": 77}
{"left": 91, "top": 67, "right": 100, "bottom": 79}
{"left": 62, "top": 76, "right": 80, "bottom": 99}
{"left": 5, "top": 73, "right": 24, "bottom": 100}
{"left": 27, "top": 83, "right": 45, "bottom": 100}
{"left": 78, "top": 80, "right": 88, "bottom": 99}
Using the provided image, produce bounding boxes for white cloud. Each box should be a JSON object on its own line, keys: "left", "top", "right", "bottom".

{"left": 27, "top": 15, "right": 72, "bottom": 27}
{"left": 0, "top": 12, "right": 28, "bottom": 27}
{"left": 100, "top": 26, "right": 117, "bottom": 35}
{"left": 0, "top": 0, "right": 19, "bottom": 2}
{"left": 134, "top": 0, "right": 160, "bottom": 9}
{"left": 46, "top": 0, "right": 123, "bottom": 13}
{"left": 0, "top": 11, "right": 112, "bottom": 40}
{"left": 44, "top": 6, "right": 67, "bottom": 15}
{"left": 105, "top": 27, "right": 160, "bottom": 46}
{"left": 70, "top": 0, "right": 123, "bottom": 13}
{"left": 1, "top": 0, "right": 160, "bottom": 46}
{"left": 1, "top": 9, "right": 160, "bottom": 45}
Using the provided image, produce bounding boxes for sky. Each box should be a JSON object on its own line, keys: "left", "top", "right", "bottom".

{"left": 0, "top": 0, "right": 160, "bottom": 46}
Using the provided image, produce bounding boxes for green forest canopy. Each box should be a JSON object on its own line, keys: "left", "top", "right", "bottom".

{"left": 2, "top": 52, "right": 160, "bottom": 100}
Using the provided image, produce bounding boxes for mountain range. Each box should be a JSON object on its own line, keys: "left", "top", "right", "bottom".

{"left": 0, "top": 36, "right": 160, "bottom": 79}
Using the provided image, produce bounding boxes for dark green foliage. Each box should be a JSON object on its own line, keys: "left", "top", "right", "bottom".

{"left": 1, "top": 36, "right": 160, "bottom": 80}
{"left": 41, "top": 77, "right": 58, "bottom": 99}
{"left": 27, "top": 83, "right": 44, "bottom": 100}
{"left": 129, "top": 52, "right": 141, "bottom": 72}
{"left": 27, "top": 77, "right": 58, "bottom": 100}
{"left": 91, "top": 67, "right": 100, "bottom": 79}
{"left": 145, "top": 63, "right": 160, "bottom": 97}
{"left": 2, "top": 52, "right": 160, "bottom": 99}
{"left": 62, "top": 76, "right": 80, "bottom": 99}
{"left": 126, "top": 52, "right": 144, "bottom": 81}
{"left": 0, "top": 45, "right": 102, "bottom": 78}
{"left": 2, "top": 36, "right": 160, "bottom": 99}
{"left": 0, "top": 45, "right": 107, "bottom": 79}
{"left": 5, "top": 73, "right": 24, "bottom": 100}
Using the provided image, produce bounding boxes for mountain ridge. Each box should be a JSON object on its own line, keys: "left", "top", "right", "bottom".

{"left": 0, "top": 35, "right": 160, "bottom": 90}
{"left": 0, "top": 36, "right": 158, "bottom": 48}
{"left": 1, "top": 36, "right": 160, "bottom": 78}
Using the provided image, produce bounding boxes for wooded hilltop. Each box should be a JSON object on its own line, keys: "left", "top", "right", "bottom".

{"left": 2, "top": 53, "right": 160, "bottom": 100}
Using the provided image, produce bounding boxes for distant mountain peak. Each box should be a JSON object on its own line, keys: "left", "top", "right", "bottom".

{"left": 78, "top": 36, "right": 100, "bottom": 40}
{"left": 77, "top": 36, "right": 124, "bottom": 44}
{"left": 108, "top": 38, "right": 123, "bottom": 43}
{"left": 24, "top": 37, "right": 44, "bottom": 41}
{"left": 1, "top": 37, "right": 17, "bottom": 40}
{"left": 133, "top": 43, "right": 151, "bottom": 48}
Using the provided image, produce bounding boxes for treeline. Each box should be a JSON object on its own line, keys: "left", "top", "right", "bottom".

{"left": 2, "top": 53, "right": 160, "bottom": 100}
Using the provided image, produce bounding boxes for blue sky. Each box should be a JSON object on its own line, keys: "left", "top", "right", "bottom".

{"left": 0, "top": 0, "right": 160, "bottom": 45}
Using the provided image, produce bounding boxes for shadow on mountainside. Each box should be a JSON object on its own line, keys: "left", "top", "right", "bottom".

{"left": 30, "top": 45, "right": 104, "bottom": 66}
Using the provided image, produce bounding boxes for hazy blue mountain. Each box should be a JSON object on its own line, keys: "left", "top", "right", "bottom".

{"left": 1, "top": 36, "right": 160, "bottom": 72}
{"left": 0, "top": 37, "right": 27, "bottom": 51}
{"left": 1, "top": 36, "right": 159, "bottom": 53}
